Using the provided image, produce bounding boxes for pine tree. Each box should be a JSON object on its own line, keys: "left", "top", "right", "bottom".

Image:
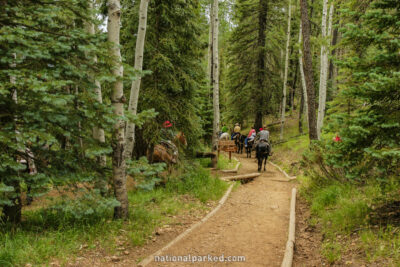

{"left": 121, "top": 0, "right": 206, "bottom": 155}
{"left": 0, "top": 0, "right": 117, "bottom": 223}
{"left": 226, "top": 0, "right": 285, "bottom": 127}
{"left": 300, "top": 0, "right": 318, "bottom": 140}
{"left": 323, "top": 0, "right": 400, "bottom": 179}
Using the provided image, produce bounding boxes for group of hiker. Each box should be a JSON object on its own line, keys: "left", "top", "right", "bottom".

{"left": 220, "top": 123, "right": 271, "bottom": 154}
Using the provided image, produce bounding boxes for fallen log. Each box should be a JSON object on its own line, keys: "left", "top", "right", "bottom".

{"left": 195, "top": 152, "right": 217, "bottom": 158}
{"left": 221, "top": 173, "right": 260, "bottom": 182}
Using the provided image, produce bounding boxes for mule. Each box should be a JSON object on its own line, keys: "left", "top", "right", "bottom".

{"left": 256, "top": 141, "right": 270, "bottom": 172}
{"left": 246, "top": 139, "right": 254, "bottom": 158}
{"left": 233, "top": 133, "right": 245, "bottom": 154}
{"left": 149, "top": 132, "right": 187, "bottom": 166}
{"left": 219, "top": 132, "right": 230, "bottom": 141}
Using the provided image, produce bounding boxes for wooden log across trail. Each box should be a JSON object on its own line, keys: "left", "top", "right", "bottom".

{"left": 221, "top": 172, "right": 260, "bottom": 182}
{"left": 196, "top": 152, "right": 217, "bottom": 167}
{"left": 195, "top": 152, "right": 217, "bottom": 159}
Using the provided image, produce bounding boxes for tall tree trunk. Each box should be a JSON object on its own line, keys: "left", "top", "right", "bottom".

{"left": 299, "top": 89, "right": 304, "bottom": 134}
{"left": 317, "top": 1, "right": 334, "bottom": 139}
{"left": 2, "top": 53, "right": 22, "bottom": 224}
{"left": 298, "top": 24, "right": 308, "bottom": 122}
{"left": 86, "top": 1, "right": 107, "bottom": 195}
{"left": 207, "top": 3, "right": 213, "bottom": 86}
{"left": 211, "top": 0, "right": 220, "bottom": 154}
{"left": 125, "top": 0, "right": 150, "bottom": 160}
{"left": 300, "top": 0, "right": 318, "bottom": 140}
{"left": 280, "top": 0, "right": 292, "bottom": 140}
{"left": 107, "top": 0, "right": 129, "bottom": 219}
{"left": 290, "top": 57, "right": 298, "bottom": 113}
{"left": 207, "top": 3, "right": 214, "bottom": 108}
{"left": 255, "top": 0, "right": 268, "bottom": 130}
{"left": 329, "top": 25, "right": 338, "bottom": 95}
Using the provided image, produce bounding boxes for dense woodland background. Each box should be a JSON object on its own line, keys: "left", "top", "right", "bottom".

{"left": 1, "top": 0, "right": 400, "bottom": 265}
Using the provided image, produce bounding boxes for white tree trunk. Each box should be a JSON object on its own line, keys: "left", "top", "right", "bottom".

{"left": 211, "top": 0, "right": 220, "bottom": 153}
{"left": 107, "top": 0, "right": 129, "bottom": 219}
{"left": 298, "top": 24, "right": 308, "bottom": 122}
{"left": 317, "top": 0, "right": 333, "bottom": 139}
{"left": 207, "top": 3, "right": 213, "bottom": 85}
{"left": 125, "top": 0, "right": 150, "bottom": 160}
{"left": 280, "top": 0, "right": 292, "bottom": 140}
{"left": 85, "top": 2, "right": 107, "bottom": 194}
{"left": 207, "top": 3, "right": 214, "bottom": 107}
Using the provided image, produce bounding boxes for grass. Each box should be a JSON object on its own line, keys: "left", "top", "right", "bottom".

{"left": 198, "top": 154, "right": 238, "bottom": 171}
{"left": 302, "top": 176, "right": 400, "bottom": 265}
{"left": 267, "top": 112, "right": 400, "bottom": 265}
{"left": 0, "top": 163, "right": 229, "bottom": 266}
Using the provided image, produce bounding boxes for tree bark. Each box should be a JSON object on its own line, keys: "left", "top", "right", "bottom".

{"left": 290, "top": 58, "right": 298, "bottom": 113}
{"left": 255, "top": 0, "right": 268, "bottom": 131}
{"left": 298, "top": 24, "right": 308, "bottom": 123}
{"left": 208, "top": 3, "right": 214, "bottom": 109}
{"left": 85, "top": 0, "right": 107, "bottom": 195}
{"left": 280, "top": 0, "right": 292, "bottom": 140}
{"left": 2, "top": 53, "right": 22, "bottom": 224}
{"left": 107, "top": 0, "right": 129, "bottom": 219}
{"left": 300, "top": 0, "right": 318, "bottom": 140}
{"left": 212, "top": 0, "right": 220, "bottom": 154}
{"left": 317, "top": 0, "right": 333, "bottom": 139}
{"left": 299, "top": 89, "right": 304, "bottom": 134}
{"left": 207, "top": 2, "right": 214, "bottom": 87}
{"left": 125, "top": 0, "right": 150, "bottom": 161}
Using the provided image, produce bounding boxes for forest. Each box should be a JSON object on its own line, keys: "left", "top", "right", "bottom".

{"left": 1, "top": 0, "right": 399, "bottom": 266}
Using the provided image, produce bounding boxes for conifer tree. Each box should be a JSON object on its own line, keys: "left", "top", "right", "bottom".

{"left": 0, "top": 0, "right": 117, "bottom": 223}
{"left": 121, "top": 0, "right": 206, "bottom": 155}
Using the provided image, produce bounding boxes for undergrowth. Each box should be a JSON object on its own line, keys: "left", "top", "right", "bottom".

{"left": 0, "top": 162, "right": 228, "bottom": 266}
{"left": 272, "top": 114, "right": 400, "bottom": 265}
{"left": 300, "top": 165, "right": 400, "bottom": 265}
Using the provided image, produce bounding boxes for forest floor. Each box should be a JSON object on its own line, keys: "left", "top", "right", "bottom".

{"left": 82, "top": 152, "right": 294, "bottom": 267}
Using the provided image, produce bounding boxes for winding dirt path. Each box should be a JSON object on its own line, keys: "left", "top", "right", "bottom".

{"left": 145, "top": 154, "right": 294, "bottom": 266}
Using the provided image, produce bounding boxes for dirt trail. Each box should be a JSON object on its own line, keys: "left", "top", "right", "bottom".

{"left": 143, "top": 154, "right": 294, "bottom": 267}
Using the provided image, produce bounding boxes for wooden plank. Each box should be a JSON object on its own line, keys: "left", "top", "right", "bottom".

{"left": 221, "top": 173, "right": 260, "bottom": 181}
{"left": 195, "top": 152, "right": 217, "bottom": 158}
{"left": 281, "top": 188, "right": 297, "bottom": 267}
{"left": 223, "top": 147, "right": 237, "bottom": 152}
{"left": 218, "top": 140, "right": 235, "bottom": 147}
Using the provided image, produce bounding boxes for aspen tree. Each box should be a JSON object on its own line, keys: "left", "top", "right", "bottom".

{"left": 212, "top": 0, "right": 220, "bottom": 154}
{"left": 298, "top": 24, "right": 308, "bottom": 122}
{"left": 107, "top": 0, "right": 129, "bottom": 219}
{"left": 317, "top": 1, "right": 334, "bottom": 139}
{"left": 125, "top": 0, "right": 150, "bottom": 160}
{"left": 280, "top": 0, "right": 292, "bottom": 140}
{"left": 86, "top": 0, "right": 107, "bottom": 194}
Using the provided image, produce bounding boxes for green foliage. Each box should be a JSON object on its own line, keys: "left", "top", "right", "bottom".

{"left": 0, "top": 162, "right": 228, "bottom": 266}
{"left": 127, "top": 157, "right": 166, "bottom": 191}
{"left": 0, "top": 0, "right": 131, "bottom": 222}
{"left": 301, "top": 173, "right": 400, "bottom": 264}
{"left": 121, "top": 0, "right": 207, "bottom": 153}
{"left": 166, "top": 162, "right": 229, "bottom": 203}
{"left": 225, "top": 0, "right": 286, "bottom": 125}
{"left": 313, "top": 0, "right": 400, "bottom": 182}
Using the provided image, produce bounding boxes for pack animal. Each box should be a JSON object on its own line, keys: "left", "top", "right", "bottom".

{"left": 233, "top": 133, "right": 245, "bottom": 154}
{"left": 256, "top": 141, "right": 270, "bottom": 172}
{"left": 150, "top": 132, "right": 187, "bottom": 166}
{"left": 219, "top": 132, "right": 230, "bottom": 141}
{"left": 246, "top": 139, "right": 254, "bottom": 158}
